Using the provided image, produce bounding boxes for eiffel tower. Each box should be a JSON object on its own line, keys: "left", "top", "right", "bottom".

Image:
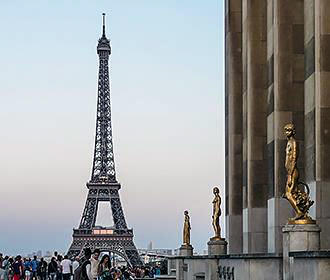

{"left": 67, "top": 14, "right": 142, "bottom": 267}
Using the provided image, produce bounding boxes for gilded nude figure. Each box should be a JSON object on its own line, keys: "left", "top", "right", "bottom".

{"left": 283, "top": 123, "right": 314, "bottom": 224}
{"left": 183, "top": 210, "right": 191, "bottom": 246}
{"left": 211, "top": 186, "right": 222, "bottom": 239}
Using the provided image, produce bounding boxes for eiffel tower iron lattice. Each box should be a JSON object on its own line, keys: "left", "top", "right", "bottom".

{"left": 67, "top": 14, "right": 142, "bottom": 267}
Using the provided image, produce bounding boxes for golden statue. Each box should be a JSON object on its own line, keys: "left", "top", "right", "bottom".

{"left": 211, "top": 186, "right": 222, "bottom": 240}
{"left": 183, "top": 210, "right": 191, "bottom": 246}
{"left": 283, "top": 123, "right": 315, "bottom": 224}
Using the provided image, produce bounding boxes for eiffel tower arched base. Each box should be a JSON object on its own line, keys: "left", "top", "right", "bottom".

{"left": 67, "top": 231, "right": 142, "bottom": 267}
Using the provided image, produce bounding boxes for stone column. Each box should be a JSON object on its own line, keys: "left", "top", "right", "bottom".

{"left": 225, "top": 0, "right": 243, "bottom": 254}
{"left": 242, "top": 0, "right": 268, "bottom": 253}
{"left": 267, "top": 0, "right": 305, "bottom": 253}
{"left": 306, "top": 0, "right": 330, "bottom": 250}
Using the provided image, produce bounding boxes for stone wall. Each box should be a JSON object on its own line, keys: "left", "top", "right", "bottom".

{"left": 168, "top": 254, "right": 282, "bottom": 280}
{"left": 168, "top": 251, "right": 330, "bottom": 280}
{"left": 291, "top": 251, "right": 330, "bottom": 280}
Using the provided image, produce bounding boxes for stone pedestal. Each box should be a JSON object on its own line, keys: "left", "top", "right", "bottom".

{"left": 282, "top": 224, "right": 321, "bottom": 280}
{"left": 283, "top": 224, "right": 320, "bottom": 251}
{"left": 207, "top": 238, "right": 228, "bottom": 255}
{"left": 179, "top": 244, "right": 193, "bottom": 256}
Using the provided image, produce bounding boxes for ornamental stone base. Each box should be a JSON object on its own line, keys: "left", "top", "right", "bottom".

{"left": 207, "top": 238, "right": 228, "bottom": 256}
{"left": 283, "top": 224, "right": 321, "bottom": 280}
{"left": 179, "top": 244, "right": 193, "bottom": 256}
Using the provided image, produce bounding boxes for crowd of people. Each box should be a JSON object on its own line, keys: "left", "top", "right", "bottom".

{"left": 0, "top": 250, "right": 162, "bottom": 280}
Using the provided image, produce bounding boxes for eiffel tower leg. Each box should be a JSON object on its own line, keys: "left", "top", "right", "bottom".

{"left": 124, "top": 241, "right": 143, "bottom": 267}
{"left": 79, "top": 189, "right": 99, "bottom": 229}
{"left": 67, "top": 237, "right": 85, "bottom": 259}
{"left": 110, "top": 189, "right": 128, "bottom": 229}
{"left": 67, "top": 248, "right": 81, "bottom": 259}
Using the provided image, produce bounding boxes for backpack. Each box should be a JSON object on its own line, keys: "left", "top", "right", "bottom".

{"left": 73, "top": 260, "right": 90, "bottom": 280}
{"left": 73, "top": 265, "right": 82, "bottom": 280}
{"left": 49, "top": 261, "right": 57, "bottom": 274}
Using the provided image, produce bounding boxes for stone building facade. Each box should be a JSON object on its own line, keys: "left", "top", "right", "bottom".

{"left": 225, "top": 0, "right": 330, "bottom": 254}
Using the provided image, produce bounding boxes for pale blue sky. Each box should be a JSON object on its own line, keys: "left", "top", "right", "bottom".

{"left": 0, "top": 0, "right": 224, "bottom": 255}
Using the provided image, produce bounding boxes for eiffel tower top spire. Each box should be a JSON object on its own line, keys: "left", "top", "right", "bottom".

{"left": 90, "top": 13, "right": 116, "bottom": 184}
{"left": 97, "top": 13, "right": 111, "bottom": 54}
{"left": 102, "top": 13, "right": 106, "bottom": 37}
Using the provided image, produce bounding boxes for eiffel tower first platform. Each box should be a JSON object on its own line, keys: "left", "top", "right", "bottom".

{"left": 67, "top": 14, "right": 142, "bottom": 267}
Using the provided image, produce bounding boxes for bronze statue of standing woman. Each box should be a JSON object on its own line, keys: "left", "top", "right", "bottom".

{"left": 183, "top": 210, "right": 191, "bottom": 246}
{"left": 207, "top": 186, "right": 227, "bottom": 255}
{"left": 211, "top": 186, "right": 222, "bottom": 240}
{"left": 283, "top": 123, "right": 314, "bottom": 224}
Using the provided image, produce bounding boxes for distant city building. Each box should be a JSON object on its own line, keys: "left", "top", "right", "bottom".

{"left": 44, "top": 251, "right": 52, "bottom": 257}
{"left": 139, "top": 249, "right": 172, "bottom": 256}
{"left": 138, "top": 248, "right": 173, "bottom": 264}
{"left": 27, "top": 252, "right": 37, "bottom": 258}
{"left": 147, "top": 241, "right": 153, "bottom": 251}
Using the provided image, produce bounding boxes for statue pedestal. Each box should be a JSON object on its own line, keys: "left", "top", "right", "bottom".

{"left": 179, "top": 244, "right": 194, "bottom": 256}
{"left": 207, "top": 238, "right": 228, "bottom": 256}
{"left": 283, "top": 224, "right": 320, "bottom": 251}
{"left": 282, "top": 224, "right": 321, "bottom": 280}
